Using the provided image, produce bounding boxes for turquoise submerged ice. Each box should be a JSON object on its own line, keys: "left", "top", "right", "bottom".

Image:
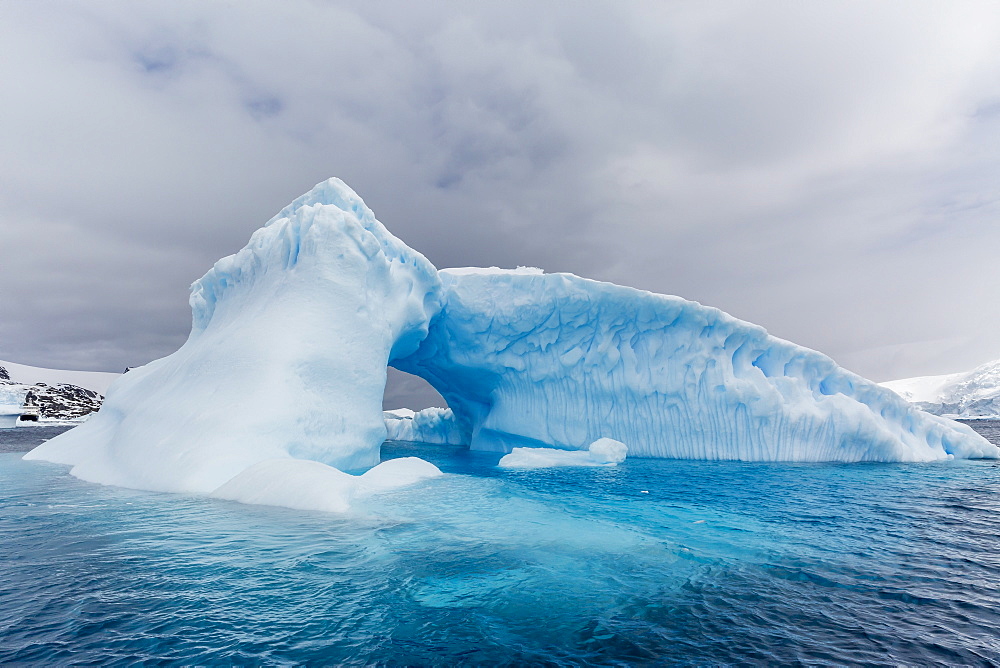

{"left": 24, "top": 178, "right": 997, "bottom": 509}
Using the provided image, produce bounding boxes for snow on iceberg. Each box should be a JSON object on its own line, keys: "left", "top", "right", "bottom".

{"left": 384, "top": 407, "right": 470, "bottom": 445}
{"left": 499, "top": 438, "right": 628, "bottom": 468}
{"left": 394, "top": 269, "right": 997, "bottom": 462}
{"left": 26, "top": 178, "right": 443, "bottom": 496}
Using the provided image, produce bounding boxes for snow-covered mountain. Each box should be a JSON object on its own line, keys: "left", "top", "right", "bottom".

{"left": 882, "top": 358, "right": 1000, "bottom": 418}
{"left": 0, "top": 359, "right": 119, "bottom": 394}
{"left": 0, "top": 360, "right": 120, "bottom": 422}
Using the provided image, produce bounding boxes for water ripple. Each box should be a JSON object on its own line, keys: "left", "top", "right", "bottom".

{"left": 2, "top": 433, "right": 1000, "bottom": 664}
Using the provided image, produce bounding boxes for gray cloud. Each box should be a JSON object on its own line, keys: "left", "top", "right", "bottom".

{"left": 3, "top": 1, "right": 1000, "bottom": 410}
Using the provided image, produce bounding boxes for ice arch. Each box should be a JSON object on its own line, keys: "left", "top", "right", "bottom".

{"left": 392, "top": 268, "right": 997, "bottom": 462}
{"left": 26, "top": 178, "right": 997, "bottom": 501}
{"left": 27, "top": 179, "right": 443, "bottom": 493}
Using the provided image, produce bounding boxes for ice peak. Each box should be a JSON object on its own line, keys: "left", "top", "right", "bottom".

{"left": 442, "top": 266, "right": 545, "bottom": 277}
{"left": 266, "top": 177, "right": 376, "bottom": 230}
{"left": 189, "top": 177, "right": 440, "bottom": 333}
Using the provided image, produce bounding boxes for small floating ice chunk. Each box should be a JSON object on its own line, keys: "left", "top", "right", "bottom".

{"left": 498, "top": 438, "right": 628, "bottom": 469}
{"left": 587, "top": 438, "right": 628, "bottom": 464}
{"left": 356, "top": 456, "right": 444, "bottom": 494}
{"left": 210, "top": 456, "right": 442, "bottom": 513}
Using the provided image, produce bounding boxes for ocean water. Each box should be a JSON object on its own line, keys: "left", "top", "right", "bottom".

{"left": 1, "top": 427, "right": 999, "bottom": 664}
{"left": 0, "top": 425, "right": 74, "bottom": 453}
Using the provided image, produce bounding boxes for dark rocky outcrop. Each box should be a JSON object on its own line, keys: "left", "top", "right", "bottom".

{"left": 25, "top": 383, "right": 103, "bottom": 420}
{"left": 1, "top": 372, "right": 103, "bottom": 421}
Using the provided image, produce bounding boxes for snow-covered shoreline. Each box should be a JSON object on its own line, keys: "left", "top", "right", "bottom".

{"left": 881, "top": 358, "right": 1000, "bottom": 419}
{"left": 0, "top": 359, "right": 120, "bottom": 395}
{"left": 10, "top": 417, "right": 92, "bottom": 428}
{"left": 1, "top": 362, "right": 107, "bottom": 425}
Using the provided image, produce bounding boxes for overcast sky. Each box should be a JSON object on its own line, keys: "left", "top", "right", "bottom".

{"left": 3, "top": 1, "right": 1000, "bottom": 407}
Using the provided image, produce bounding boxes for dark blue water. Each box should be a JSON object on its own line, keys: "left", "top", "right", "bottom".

{"left": 2, "top": 428, "right": 1000, "bottom": 664}
{"left": 0, "top": 425, "right": 74, "bottom": 453}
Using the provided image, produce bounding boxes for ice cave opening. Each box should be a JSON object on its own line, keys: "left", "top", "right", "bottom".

{"left": 382, "top": 368, "right": 470, "bottom": 447}
{"left": 383, "top": 368, "right": 447, "bottom": 413}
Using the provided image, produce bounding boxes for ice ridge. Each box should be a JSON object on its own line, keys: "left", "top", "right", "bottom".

{"left": 393, "top": 270, "right": 996, "bottom": 462}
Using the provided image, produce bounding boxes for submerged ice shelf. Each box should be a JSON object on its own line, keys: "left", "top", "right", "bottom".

{"left": 24, "top": 178, "right": 997, "bottom": 512}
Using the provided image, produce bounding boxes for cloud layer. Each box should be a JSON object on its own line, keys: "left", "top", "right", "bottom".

{"left": 3, "top": 1, "right": 1000, "bottom": 407}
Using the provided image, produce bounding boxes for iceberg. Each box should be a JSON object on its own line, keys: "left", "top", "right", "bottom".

{"left": 211, "top": 456, "right": 442, "bottom": 514}
{"left": 499, "top": 438, "right": 628, "bottom": 468}
{"left": 383, "top": 407, "right": 470, "bottom": 445}
{"left": 24, "top": 177, "right": 997, "bottom": 508}
{"left": 26, "top": 178, "right": 443, "bottom": 497}
{"left": 394, "top": 268, "right": 996, "bottom": 462}
{"left": 0, "top": 385, "right": 27, "bottom": 429}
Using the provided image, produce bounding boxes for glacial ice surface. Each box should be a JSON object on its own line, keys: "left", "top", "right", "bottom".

{"left": 384, "top": 407, "right": 469, "bottom": 445}
{"left": 394, "top": 269, "right": 996, "bottom": 462}
{"left": 211, "top": 457, "right": 442, "bottom": 513}
{"left": 0, "top": 385, "right": 26, "bottom": 407}
{"left": 499, "top": 438, "right": 628, "bottom": 468}
{"left": 26, "top": 178, "right": 443, "bottom": 501}
{"left": 0, "top": 385, "right": 27, "bottom": 429}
